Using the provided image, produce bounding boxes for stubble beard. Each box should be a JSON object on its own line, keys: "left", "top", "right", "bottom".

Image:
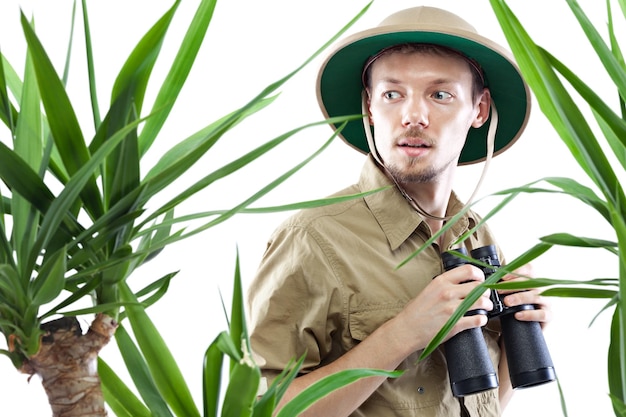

{"left": 385, "top": 160, "right": 439, "bottom": 184}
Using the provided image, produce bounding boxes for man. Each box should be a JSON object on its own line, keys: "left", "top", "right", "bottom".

{"left": 248, "top": 6, "right": 552, "bottom": 417}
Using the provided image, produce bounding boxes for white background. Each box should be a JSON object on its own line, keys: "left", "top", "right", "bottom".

{"left": 0, "top": 0, "right": 621, "bottom": 416}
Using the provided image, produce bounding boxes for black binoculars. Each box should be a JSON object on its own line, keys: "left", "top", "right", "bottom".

{"left": 440, "top": 245, "right": 556, "bottom": 397}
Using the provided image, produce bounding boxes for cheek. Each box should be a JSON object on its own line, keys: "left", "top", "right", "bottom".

{"left": 369, "top": 108, "right": 389, "bottom": 132}
{"left": 369, "top": 105, "right": 398, "bottom": 131}
{"left": 440, "top": 110, "right": 477, "bottom": 137}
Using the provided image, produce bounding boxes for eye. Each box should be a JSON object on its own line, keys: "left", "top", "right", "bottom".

{"left": 383, "top": 91, "right": 401, "bottom": 100}
{"left": 432, "top": 91, "right": 453, "bottom": 100}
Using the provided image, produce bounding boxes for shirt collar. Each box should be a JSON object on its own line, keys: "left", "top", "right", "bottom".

{"left": 359, "top": 155, "right": 477, "bottom": 251}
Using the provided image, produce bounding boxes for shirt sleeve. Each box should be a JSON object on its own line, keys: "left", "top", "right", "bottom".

{"left": 247, "top": 221, "right": 345, "bottom": 383}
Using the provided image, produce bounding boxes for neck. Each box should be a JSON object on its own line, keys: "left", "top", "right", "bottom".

{"left": 390, "top": 168, "right": 456, "bottom": 237}
{"left": 405, "top": 182, "right": 451, "bottom": 235}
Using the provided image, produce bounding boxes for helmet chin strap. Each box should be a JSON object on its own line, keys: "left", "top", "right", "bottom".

{"left": 361, "top": 91, "right": 498, "bottom": 222}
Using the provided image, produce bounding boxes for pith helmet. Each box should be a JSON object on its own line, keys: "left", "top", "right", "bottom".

{"left": 316, "top": 6, "right": 531, "bottom": 165}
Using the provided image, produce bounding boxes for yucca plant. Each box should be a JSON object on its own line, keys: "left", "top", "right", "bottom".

{"left": 416, "top": 0, "right": 625, "bottom": 416}
{"left": 490, "top": 0, "right": 625, "bottom": 415}
{"left": 0, "top": 0, "right": 391, "bottom": 415}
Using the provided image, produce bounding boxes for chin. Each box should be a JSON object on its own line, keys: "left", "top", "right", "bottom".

{"left": 387, "top": 165, "right": 438, "bottom": 184}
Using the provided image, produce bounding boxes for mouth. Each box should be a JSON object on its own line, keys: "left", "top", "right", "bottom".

{"left": 398, "top": 139, "right": 431, "bottom": 149}
{"left": 396, "top": 137, "right": 432, "bottom": 158}
{"left": 399, "top": 143, "right": 430, "bottom": 148}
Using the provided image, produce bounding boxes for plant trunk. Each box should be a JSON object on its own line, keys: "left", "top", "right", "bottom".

{"left": 20, "top": 314, "right": 118, "bottom": 417}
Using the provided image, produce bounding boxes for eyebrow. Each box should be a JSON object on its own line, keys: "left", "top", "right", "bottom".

{"left": 376, "top": 77, "right": 402, "bottom": 85}
{"left": 375, "top": 77, "right": 460, "bottom": 87}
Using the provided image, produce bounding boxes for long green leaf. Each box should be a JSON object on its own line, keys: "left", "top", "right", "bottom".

{"left": 99, "top": 358, "right": 152, "bottom": 417}
{"left": 140, "top": 123, "right": 344, "bottom": 253}
{"left": 490, "top": 277, "right": 617, "bottom": 291}
{"left": 565, "top": 0, "right": 626, "bottom": 101}
{"left": 609, "top": 307, "right": 625, "bottom": 414}
{"left": 141, "top": 97, "right": 276, "bottom": 201}
{"left": 543, "top": 48, "right": 626, "bottom": 170}
{"left": 119, "top": 283, "right": 200, "bottom": 417}
{"left": 139, "top": 0, "right": 217, "bottom": 155}
{"left": 595, "top": 110, "right": 626, "bottom": 172}
{"left": 40, "top": 274, "right": 101, "bottom": 319}
{"left": 0, "top": 141, "right": 55, "bottom": 215}
{"left": 0, "top": 52, "right": 24, "bottom": 109}
{"left": 0, "top": 265, "right": 28, "bottom": 314}
{"left": 110, "top": 1, "right": 179, "bottom": 116}
{"left": 0, "top": 211, "right": 12, "bottom": 266}
{"left": 58, "top": 0, "right": 77, "bottom": 87}
{"left": 135, "top": 188, "right": 387, "bottom": 242}
{"left": 140, "top": 98, "right": 277, "bottom": 223}
{"left": 141, "top": 114, "right": 359, "bottom": 232}
{"left": 105, "top": 117, "right": 140, "bottom": 218}
{"left": 229, "top": 248, "right": 247, "bottom": 372}
{"left": 221, "top": 361, "right": 260, "bottom": 417}
{"left": 276, "top": 369, "right": 402, "bottom": 417}
{"left": 609, "top": 394, "right": 626, "bottom": 417}
{"left": 254, "top": 356, "right": 305, "bottom": 417}
{"left": 30, "top": 246, "right": 66, "bottom": 306}
{"left": 202, "top": 330, "right": 244, "bottom": 417}
{"left": 203, "top": 332, "right": 228, "bottom": 417}
{"left": 12, "top": 40, "right": 43, "bottom": 272}
{"left": 0, "top": 52, "right": 17, "bottom": 130}
{"left": 611, "top": 205, "right": 626, "bottom": 402}
{"left": 80, "top": 0, "right": 101, "bottom": 128}
{"left": 132, "top": 208, "right": 173, "bottom": 266}
{"left": 97, "top": 2, "right": 181, "bottom": 218}
{"left": 543, "top": 177, "right": 611, "bottom": 223}
{"left": 114, "top": 325, "right": 174, "bottom": 417}
{"left": 540, "top": 233, "right": 618, "bottom": 254}
{"left": 541, "top": 287, "right": 617, "bottom": 298}
{"left": 122, "top": 272, "right": 176, "bottom": 316}
{"left": 20, "top": 11, "right": 104, "bottom": 218}
{"left": 490, "top": 0, "right": 624, "bottom": 213}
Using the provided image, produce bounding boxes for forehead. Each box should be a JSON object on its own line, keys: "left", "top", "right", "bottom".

{"left": 364, "top": 44, "right": 476, "bottom": 87}
{"left": 370, "top": 49, "right": 473, "bottom": 82}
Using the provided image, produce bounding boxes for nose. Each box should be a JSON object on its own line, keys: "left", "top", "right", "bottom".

{"left": 402, "top": 96, "right": 429, "bottom": 128}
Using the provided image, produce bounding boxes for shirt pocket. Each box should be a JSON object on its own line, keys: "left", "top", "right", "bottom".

{"left": 348, "top": 302, "right": 405, "bottom": 343}
{"left": 346, "top": 301, "right": 501, "bottom": 415}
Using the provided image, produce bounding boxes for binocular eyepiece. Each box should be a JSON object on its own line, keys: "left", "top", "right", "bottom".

{"left": 440, "top": 245, "right": 556, "bottom": 397}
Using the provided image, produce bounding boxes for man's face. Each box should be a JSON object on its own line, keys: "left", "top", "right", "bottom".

{"left": 367, "top": 49, "right": 490, "bottom": 185}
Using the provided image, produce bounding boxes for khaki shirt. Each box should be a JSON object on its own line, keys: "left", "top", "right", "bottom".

{"left": 248, "top": 156, "right": 503, "bottom": 416}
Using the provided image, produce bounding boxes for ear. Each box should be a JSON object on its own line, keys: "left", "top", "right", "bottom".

{"left": 472, "top": 88, "right": 491, "bottom": 128}
{"left": 363, "top": 89, "right": 374, "bottom": 125}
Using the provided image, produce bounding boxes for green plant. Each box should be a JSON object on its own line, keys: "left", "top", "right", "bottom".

{"left": 0, "top": 0, "right": 393, "bottom": 415}
{"left": 490, "top": 0, "right": 625, "bottom": 415}
{"left": 415, "top": 0, "right": 625, "bottom": 416}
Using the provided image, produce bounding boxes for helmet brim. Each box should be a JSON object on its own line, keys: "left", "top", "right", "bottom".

{"left": 316, "top": 21, "right": 531, "bottom": 165}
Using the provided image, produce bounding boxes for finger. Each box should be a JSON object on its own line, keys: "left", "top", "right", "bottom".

{"left": 468, "top": 294, "right": 493, "bottom": 312}
{"left": 445, "top": 264, "right": 485, "bottom": 284}
{"left": 503, "top": 289, "right": 545, "bottom": 308}
{"left": 514, "top": 305, "right": 553, "bottom": 328}
{"left": 501, "top": 263, "right": 534, "bottom": 282}
{"left": 451, "top": 313, "right": 488, "bottom": 337}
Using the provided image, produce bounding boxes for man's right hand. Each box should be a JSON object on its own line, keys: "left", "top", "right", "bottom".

{"left": 389, "top": 264, "right": 494, "bottom": 354}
